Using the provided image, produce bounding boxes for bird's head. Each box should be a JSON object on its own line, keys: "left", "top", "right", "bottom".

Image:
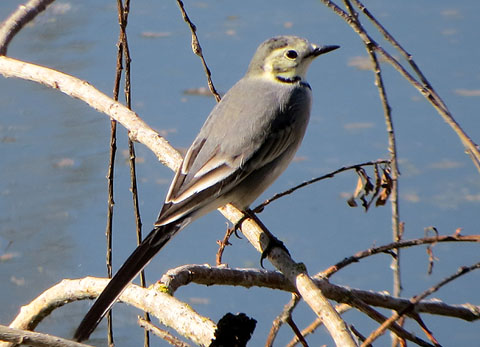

{"left": 247, "top": 36, "right": 339, "bottom": 83}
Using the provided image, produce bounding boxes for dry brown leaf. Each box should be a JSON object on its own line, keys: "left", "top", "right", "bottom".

{"left": 376, "top": 168, "right": 392, "bottom": 206}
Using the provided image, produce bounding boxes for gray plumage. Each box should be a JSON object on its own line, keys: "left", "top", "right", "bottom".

{"left": 157, "top": 76, "right": 312, "bottom": 225}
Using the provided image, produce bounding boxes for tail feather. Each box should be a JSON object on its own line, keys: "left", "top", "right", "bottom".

{"left": 74, "top": 223, "right": 181, "bottom": 342}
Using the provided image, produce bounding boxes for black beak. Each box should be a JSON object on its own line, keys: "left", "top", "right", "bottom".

{"left": 312, "top": 45, "right": 340, "bottom": 57}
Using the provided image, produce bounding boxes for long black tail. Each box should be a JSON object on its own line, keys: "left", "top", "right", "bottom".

{"left": 74, "top": 223, "right": 181, "bottom": 342}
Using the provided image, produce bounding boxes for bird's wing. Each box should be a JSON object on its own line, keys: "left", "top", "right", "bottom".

{"left": 156, "top": 79, "right": 311, "bottom": 225}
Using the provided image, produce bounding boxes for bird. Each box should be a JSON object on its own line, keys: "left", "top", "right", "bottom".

{"left": 74, "top": 35, "right": 339, "bottom": 342}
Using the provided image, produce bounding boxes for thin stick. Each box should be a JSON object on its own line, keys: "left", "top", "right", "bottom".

{"left": 346, "top": 296, "right": 433, "bottom": 347}
{"left": 138, "top": 317, "right": 190, "bottom": 347}
{"left": 115, "top": 1, "right": 151, "bottom": 346}
{"left": 352, "top": 1, "right": 425, "bottom": 81}
{"left": 286, "top": 304, "right": 351, "bottom": 347}
{"left": 322, "top": 233, "right": 480, "bottom": 278}
{"left": 344, "top": 0, "right": 403, "bottom": 304}
{"left": 361, "top": 262, "right": 480, "bottom": 346}
{"left": 215, "top": 226, "right": 235, "bottom": 265}
{"left": 176, "top": 0, "right": 221, "bottom": 102}
{"left": 253, "top": 159, "right": 390, "bottom": 213}
{"left": 355, "top": 5, "right": 403, "bottom": 344}
{"left": 105, "top": 39, "right": 120, "bottom": 347}
{"left": 266, "top": 294, "right": 300, "bottom": 346}
{"left": 285, "top": 317, "right": 308, "bottom": 347}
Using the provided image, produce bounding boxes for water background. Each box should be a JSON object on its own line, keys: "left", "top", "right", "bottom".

{"left": 1, "top": 1, "right": 479, "bottom": 345}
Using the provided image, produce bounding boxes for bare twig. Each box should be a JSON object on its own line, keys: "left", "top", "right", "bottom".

{"left": 115, "top": 1, "right": 151, "bottom": 346}
{"left": 105, "top": 0, "right": 130, "bottom": 343}
{"left": 349, "top": 325, "right": 371, "bottom": 347}
{"left": 253, "top": 159, "right": 390, "bottom": 213}
{"left": 343, "top": 0, "right": 403, "bottom": 320}
{"left": 361, "top": 262, "right": 480, "bottom": 346}
{"left": 105, "top": 38, "right": 118, "bottom": 347}
{"left": 215, "top": 226, "right": 236, "bottom": 265}
{"left": 411, "top": 313, "right": 441, "bottom": 347}
{"left": 138, "top": 318, "right": 190, "bottom": 347}
{"left": 104, "top": 112, "right": 116, "bottom": 346}
{"left": 322, "top": 233, "right": 480, "bottom": 278}
{"left": 175, "top": 0, "right": 221, "bottom": 102}
{"left": 345, "top": 295, "right": 433, "bottom": 347}
{"left": 285, "top": 317, "right": 308, "bottom": 347}
{"left": 266, "top": 294, "right": 300, "bottom": 346}
{"left": 349, "top": 0, "right": 432, "bottom": 90}
{"left": 286, "top": 304, "right": 351, "bottom": 347}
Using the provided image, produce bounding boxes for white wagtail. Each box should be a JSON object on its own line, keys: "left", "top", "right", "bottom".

{"left": 74, "top": 35, "right": 339, "bottom": 341}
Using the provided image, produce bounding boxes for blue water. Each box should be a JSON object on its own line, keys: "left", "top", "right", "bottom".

{"left": 1, "top": 1, "right": 479, "bottom": 346}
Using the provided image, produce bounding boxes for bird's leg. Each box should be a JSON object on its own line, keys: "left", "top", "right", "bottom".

{"left": 240, "top": 208, "right": 291, "bottom": 268}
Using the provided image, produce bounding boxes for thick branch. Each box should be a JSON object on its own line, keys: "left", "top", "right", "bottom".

{"left": 160, "top": 265, "right": 480, "bottom": 322}
{"left": 0, "top": 325, "right": 92, "bottom": 347}
{"left": 0, "top": 278, "right": 215, "bottom": 347}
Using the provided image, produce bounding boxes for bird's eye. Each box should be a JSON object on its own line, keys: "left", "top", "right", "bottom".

{"left": 285, "top": 50, "right": 298, "bottom": 60}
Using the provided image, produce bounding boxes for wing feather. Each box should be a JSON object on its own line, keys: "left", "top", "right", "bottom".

{"left": 157, "top": 78, "right": 311, "bottom": 226}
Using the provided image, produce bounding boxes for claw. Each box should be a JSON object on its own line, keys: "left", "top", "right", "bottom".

{"left": 233, "top": 228, "right": 242, "bottom": 239}
{"left": 260, "top": 235, "right": 290, "bottom": 268}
